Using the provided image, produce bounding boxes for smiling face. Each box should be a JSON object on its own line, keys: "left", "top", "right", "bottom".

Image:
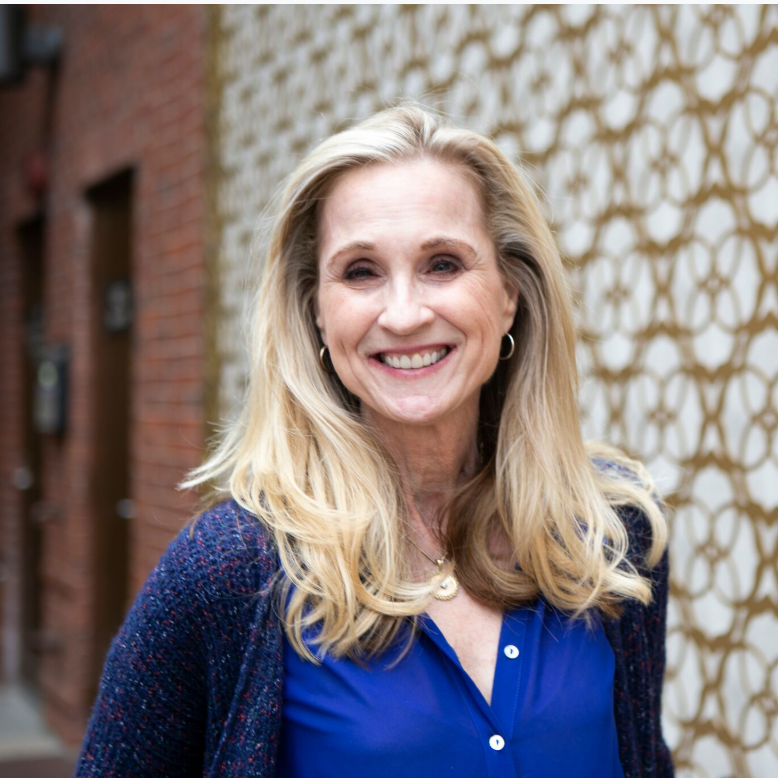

{"left": 315, "top": 158, "right": 518, "bottom": 430}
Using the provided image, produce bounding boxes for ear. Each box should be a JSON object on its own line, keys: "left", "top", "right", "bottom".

{"left": 502, "top": 279, "right": 519, "bottom": 334}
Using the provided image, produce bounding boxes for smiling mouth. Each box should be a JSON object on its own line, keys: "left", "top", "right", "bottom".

{"left": 377, "top": 346, "right": 451, "bottom": 370}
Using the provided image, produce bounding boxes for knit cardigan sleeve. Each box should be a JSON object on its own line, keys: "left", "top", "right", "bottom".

{"left": 603, "top": 502, "right": 675, "bottom": 778}
{"left": 640, "top": 500, "right": 674, "bottom": 777}
{"left": 647, "top": 541, "right": 674, "bottom": 776}
{"left": 72, "top": 499, "right": 281, "bottom": 778}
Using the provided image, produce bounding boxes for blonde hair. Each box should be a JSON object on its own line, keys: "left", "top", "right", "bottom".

{"left": 181, "top": 103, "right": 669, "bottom": 662}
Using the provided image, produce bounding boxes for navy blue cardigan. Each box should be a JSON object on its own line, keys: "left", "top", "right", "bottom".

{"left": 73, "top": 498, "right": 674, "bottom": 778}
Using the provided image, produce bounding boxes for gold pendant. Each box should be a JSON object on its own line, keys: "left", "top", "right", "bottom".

{"left": 430, "top": 561, "right": 459, "bottom": 601}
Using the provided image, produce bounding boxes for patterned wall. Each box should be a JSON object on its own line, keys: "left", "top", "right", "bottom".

{"left": 211, "top": 6, "right": 778, "bottom": 776}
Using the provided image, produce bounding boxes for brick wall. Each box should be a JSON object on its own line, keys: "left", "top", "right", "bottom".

{"left": 0, "top": 5, "right": 207, "bottom": 744}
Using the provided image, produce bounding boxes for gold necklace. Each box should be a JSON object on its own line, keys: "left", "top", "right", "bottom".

{"left": 406, "top": 535, "right": 460, "bottom": 601}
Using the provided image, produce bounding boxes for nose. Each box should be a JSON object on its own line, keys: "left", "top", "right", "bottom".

{"left": 376, "top": 277, "right": 435, "bottom": 335}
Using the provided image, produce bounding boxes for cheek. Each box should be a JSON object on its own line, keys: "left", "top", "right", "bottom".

{"left": 318, "top": 287, "right": 347, "bottom": 331}
{"left": 455, "top": 282, "right": 507, "bottom": 342}
{"left": 321, "top": 295, "right": 372, "bottom": 351}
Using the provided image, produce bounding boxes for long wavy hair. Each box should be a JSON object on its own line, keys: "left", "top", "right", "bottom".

{"left": 181, "top": 103, "right": 669, "bottom": 662}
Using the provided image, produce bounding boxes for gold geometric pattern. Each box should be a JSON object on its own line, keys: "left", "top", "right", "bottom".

{"left": 211, "top": 6, "right": 778, "bottom": 776}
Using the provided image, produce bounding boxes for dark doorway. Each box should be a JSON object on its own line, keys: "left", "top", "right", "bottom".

{"left": 85, "top": 170, "right": 134, "bottom": 704}
{"left": 16, "top": 215, "right": 46, "bottom": 690}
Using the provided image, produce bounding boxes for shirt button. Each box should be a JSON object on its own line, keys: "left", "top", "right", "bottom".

{"left": 489, "top": 734, "right": 505, "bottom": 751}
{"left": 504, "top": 644, "right": 519, "bottom": 659}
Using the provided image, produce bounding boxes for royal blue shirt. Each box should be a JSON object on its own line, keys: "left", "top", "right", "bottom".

{"left": 279, "top": 593, "right": 625, "bottom": 778}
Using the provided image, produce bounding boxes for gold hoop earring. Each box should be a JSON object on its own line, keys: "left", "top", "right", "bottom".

{"left": 319, "top": 345, "right": 334, "bottom": 374}
{"left": 499, "top": 332, "right": 515, "bottom": 361}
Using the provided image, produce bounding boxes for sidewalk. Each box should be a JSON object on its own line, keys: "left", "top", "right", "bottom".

{"left": 0, "top": 685, "right": 76, "bottom": 778}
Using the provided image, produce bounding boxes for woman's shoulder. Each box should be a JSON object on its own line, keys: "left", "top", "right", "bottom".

{"left": 164, "top": 497, "right": 279, "bottom": 600}
{"left": 591, "top": 455, "right": 650, "bottom": 489}
{"left": 591, "top": 456, "right": 668, "bottom": 567}
{"left": 591, "top": 455, "right": 664, "bottom": 515}
{"left": 187, "top": 496, "right": 275, "bottom": 551}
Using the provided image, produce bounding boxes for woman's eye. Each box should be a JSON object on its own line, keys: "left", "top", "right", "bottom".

{"left": 429, "top": 256, "right": 460, "bottom": 274}
{"left": 344, "top": 264, "right": 376, "bottom": 282}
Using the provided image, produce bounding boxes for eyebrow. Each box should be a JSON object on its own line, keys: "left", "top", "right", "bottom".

{"left": 327, "top": 236, "right": 478, "bottom": 266}
{"left": 328, "top": 241, "right": 376, "bottom": 265}
{"left": 420, "top": 237, "right": 478, "bottom": 258}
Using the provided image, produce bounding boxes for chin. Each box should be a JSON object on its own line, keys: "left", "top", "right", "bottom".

{"left": 372, "top": 396, "right": 457, "bottom": 427}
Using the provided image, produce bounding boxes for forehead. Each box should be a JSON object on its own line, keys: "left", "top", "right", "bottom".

{"left": 317, "top": 159, "right": 489, "bottom": 261}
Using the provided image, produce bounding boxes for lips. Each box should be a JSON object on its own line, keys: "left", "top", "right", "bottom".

{"left": 377, "top": 346, "right": 451, "bottom": 370}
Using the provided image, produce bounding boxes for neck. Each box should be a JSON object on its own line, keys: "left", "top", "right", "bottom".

{"left": 361, "top": 401, "right": 480, "bottom": 541}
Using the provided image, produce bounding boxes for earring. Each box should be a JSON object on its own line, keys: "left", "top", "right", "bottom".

{"left": 499, "top": 332, "right": 515, "bottom": 361}
{"left": 319, "top": 345, "right": 334, "bottom": 373}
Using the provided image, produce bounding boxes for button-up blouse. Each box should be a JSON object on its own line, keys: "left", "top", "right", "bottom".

{"left": 279, "top": 593, "right": 625, "bottom": 777}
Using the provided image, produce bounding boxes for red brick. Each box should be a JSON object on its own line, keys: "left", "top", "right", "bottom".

{"left": 0, "top": 5, "right": 207, "bottom": 746}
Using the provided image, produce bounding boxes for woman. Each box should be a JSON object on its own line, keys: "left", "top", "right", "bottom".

{"left": 74, "top": 104, "right": 673, "bottom": 778}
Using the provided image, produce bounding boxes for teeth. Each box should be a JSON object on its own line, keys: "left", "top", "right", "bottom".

{"left": 381, "top": 348, "right": 449, "bottom": 369}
